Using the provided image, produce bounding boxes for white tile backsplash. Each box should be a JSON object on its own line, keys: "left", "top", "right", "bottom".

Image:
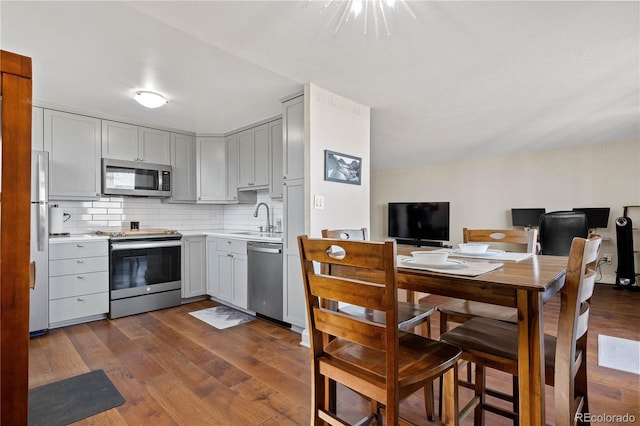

{"left": 54, "top": 191, "right": 283, "bottom": 235}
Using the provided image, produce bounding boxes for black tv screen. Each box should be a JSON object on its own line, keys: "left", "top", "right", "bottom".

{"left": 388, "top": 202, "right": 450, "bottom": 242}
{"left": 511, "top": 208, "right": 546, "bottom": 227}
{"left": 572, "top": 207, "right": 610, "bottom": 229}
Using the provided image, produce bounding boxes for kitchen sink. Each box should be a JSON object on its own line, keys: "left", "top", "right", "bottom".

{"left": 229, "top": 231, "right": 256, "bottom": 235}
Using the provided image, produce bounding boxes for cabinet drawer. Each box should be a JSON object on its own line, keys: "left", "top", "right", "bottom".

{"left": 49, "top": 271, "right": 109, "bottom": 300}
{"left": 50, "top": 241, "right": 108, "bottom": 260}
{"left": 49, "top": 292, "right": 109, "bottom": 323}
{"left": 49, "top": 256, "right": 108, "bottom": 276}
{"left": 215, "top": 238, "right": 246, "bottom": 255}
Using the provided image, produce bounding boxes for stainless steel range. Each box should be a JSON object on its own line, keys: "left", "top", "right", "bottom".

{"left": 97, "top": 229, "right": 182, "bottom": 319}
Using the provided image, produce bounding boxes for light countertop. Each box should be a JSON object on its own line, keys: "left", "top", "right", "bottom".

{"left": 49, "top": 234, "right": 110, "bottom": 243}
{"left": 180, "top": 229, "right": 283, "bottom": 243}
{"left": 50, "top": 229, "right": 283, "bottom": 243}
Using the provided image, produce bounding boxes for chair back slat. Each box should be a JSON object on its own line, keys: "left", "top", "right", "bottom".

{"left": 322, "top": 228, "right": 369, "bottom": 241}
{"left": 575, "top": 303, "right": 591, "bottom": 341}
{"left": 308, "top": 274, "right": 386, "bottom": 311}
{"left": 463, "top": 228, "right": 538, "bottom": 253}
{"left": 300, "top": 238, "right": 388, "bottom": 271}
{"left": 579, "top": 270, "right": 596, "bottom": 305}
{"left": 314, "top": 307, "right": 387, "bottom": 351}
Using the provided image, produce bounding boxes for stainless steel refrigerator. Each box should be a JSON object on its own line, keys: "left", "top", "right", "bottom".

{"left": 30, "top": 150, "right": 49, "bottom": 336}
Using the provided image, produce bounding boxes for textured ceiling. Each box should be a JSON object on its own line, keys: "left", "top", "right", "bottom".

{"left": 1, "top": 1, "right": 638, "bottom": 170}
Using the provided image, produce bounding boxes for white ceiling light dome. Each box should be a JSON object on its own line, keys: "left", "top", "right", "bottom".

{"left": 133, "top": 90, "right": 168, "bottom": 108}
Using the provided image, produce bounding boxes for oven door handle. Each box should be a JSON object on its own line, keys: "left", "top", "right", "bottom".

{"left": 111, "top": 240, "right": 182, "bottom": 251}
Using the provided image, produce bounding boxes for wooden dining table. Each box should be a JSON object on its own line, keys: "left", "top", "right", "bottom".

{"left": 396, "top": 245, "right": 568, "bottom": 426}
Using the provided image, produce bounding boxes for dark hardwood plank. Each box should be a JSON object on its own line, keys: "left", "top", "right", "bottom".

{"left": 28, "top": 285, "right": 639, "bottom": 425}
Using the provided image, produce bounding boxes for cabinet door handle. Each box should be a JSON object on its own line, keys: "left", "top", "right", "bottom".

{"left": 77, "top": 297, "right": 84, "bottom": 301}
{"left": 227, "top": 253, "right": 233, "bottom": 257}
{"left": 77, "top": 275, "right": 84, "bottom": 279}
{"left": 76, "top": 260, "right": 84, "bottom": 263}
{"left": 76, "top": 244, "right": 84, "bottom": 247}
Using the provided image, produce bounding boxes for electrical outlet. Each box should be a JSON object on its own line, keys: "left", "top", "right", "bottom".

{"left": 603, "top": 254, "right": 612, "bottom": 264}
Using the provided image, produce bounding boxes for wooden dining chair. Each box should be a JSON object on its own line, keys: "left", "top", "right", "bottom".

{"left": 437, "top": 228, "right": 539, "bottom": 336}
{"left": 321, "top": 228, "right": 435, "bottom": 336}
{"left": 298, "top": 235, "right": 462, "bottom": 425}
{"left": 440, "top": 235, "right": 601, "bottom": 426}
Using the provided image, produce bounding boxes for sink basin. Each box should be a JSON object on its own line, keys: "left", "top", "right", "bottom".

{"left": 229, "top": 231, "right": 257, "bottom": 235}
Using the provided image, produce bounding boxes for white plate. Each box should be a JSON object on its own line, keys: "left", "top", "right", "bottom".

{"left": 453, "top": 249, "right": 505, "bottom": 257}
{"left": 401, "top": 258, "right": 467, "bottom": 270}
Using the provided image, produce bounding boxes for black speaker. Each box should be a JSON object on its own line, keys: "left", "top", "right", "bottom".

{"left": 615, "top": 217, "right": 636, "bottom": 287}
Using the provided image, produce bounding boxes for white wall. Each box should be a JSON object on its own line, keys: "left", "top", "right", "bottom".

{"left": 306, "top": 83, "right": 371, "bottom": 237}
{"left": 371, "top": 139, "right": 640, "bottom": 283}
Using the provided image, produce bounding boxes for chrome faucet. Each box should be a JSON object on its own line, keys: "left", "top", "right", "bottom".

{"left": 253, "top": 202, "right": 272, "bottom": 233}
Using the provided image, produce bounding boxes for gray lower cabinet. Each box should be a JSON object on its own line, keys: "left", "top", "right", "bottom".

{"left": 206, "top": 237, "right": 248, "bottom": 309}
{"left": 44, "top": 109, "right": 102, "bottom": 200}
{"left": 282, "top": 179, "right": 305, "bottom": 328}
{"left": 182, "top": 236, "right": 206, "bottom": 298}
{"left": 48, "top": 240, "right": 109, "bottom": 327}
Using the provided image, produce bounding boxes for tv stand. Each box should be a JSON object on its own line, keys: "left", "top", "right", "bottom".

{"left": 396, "top": 239, "right": 444, "bottom": 248}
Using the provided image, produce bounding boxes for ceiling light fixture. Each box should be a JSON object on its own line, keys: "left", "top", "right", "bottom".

{"left": 133, "top": 90, "right": 168, "bottom": 109}
{"left": 325, "top": 0, "right": 415, "bottom": 38}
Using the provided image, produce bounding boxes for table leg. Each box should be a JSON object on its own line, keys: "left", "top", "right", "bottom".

{"left": 516, "top": 289, "right": 546, "bottom": 426}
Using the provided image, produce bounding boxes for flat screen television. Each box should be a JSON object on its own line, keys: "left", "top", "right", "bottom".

{"left": 572, "top": 207, "right": 610, "bottom": 229}
{"left": 511, "top": 208, "right": 546, "bottom": 227}
{"left": 388, "top": 202, "right": 450, "bottom": 246}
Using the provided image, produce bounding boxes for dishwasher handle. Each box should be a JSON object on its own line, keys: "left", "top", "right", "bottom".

{"left": 248, "top": 246, "right": 282, "bottom": 254}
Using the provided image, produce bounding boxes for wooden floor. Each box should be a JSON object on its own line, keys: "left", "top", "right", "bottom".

{"left": 29, "top": 284, "right": 640, "bottom": 425}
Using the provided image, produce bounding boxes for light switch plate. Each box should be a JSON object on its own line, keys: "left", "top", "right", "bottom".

{"left": 314, "top": 195, "right": 325, "bottom": 210}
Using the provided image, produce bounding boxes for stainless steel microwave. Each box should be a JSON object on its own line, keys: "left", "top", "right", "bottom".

{"left": 102, "top": 158, "right": 171, "bottom": 197}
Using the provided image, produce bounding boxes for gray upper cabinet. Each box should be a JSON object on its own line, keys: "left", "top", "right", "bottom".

{"left": 225, "top": 134, "right": 239, "bottom": 201}
{"left": 32, "top": 106, "right": 44, "bottom": 151}
{"left": 196, "top": 136, "right": 227, "bottom": 202}
{"left": 237, "top": 123, "right": 269, "bottom": 189}
{"left": 44, "top": 110, "right": 102, "bottom": 200}
{"left": 282, "top": 96, "right": 304, "bottom": 182}
{"left": 139, "top": 127, "right": 171, "bottom": 164}
{"left": 102, "top": 120, "right": 171, "bottom": 165}
{"left": 101, "top": 120, "right": 138, "bottom": 161}
{"left": 170, "top": 133, "right": 197, "bottom": 202}
{"left": 269, "top": 119, "right": 283, "bottom": 199}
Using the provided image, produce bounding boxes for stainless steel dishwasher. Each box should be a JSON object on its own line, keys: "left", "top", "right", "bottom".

{"left": 247, "top": 241, "right": 283, "bottom": 322}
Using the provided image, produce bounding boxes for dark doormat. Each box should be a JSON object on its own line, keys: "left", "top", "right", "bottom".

{"left": 29, "top": 369, "right": 125, "bottom": 426}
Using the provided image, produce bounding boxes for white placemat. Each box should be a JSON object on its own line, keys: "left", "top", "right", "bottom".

{"left": 427, "top": 248, "right": 533, "bottom": 263}
{"left": 397, "top": 255, "right": 504, "bottom": 277}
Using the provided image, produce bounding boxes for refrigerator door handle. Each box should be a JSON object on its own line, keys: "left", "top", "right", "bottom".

{"left": 29, "top": 261, "right": 36, "bottom": 289}
{"left": 36, "top": 152, "right": 48, "bottom": 251}
{"left": 37, "top": 152, "right": 48, "bottom": 202}
{"left": 38, "top": 202, "right": 46, "bottom": 251}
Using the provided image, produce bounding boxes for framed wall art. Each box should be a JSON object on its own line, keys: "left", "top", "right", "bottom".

{"left": 324, "top": 150, "right": 361, "bottom": 185}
